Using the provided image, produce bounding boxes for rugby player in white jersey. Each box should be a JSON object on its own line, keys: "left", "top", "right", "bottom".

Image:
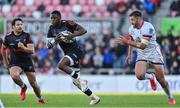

{"left": 115, "top": 10, "right": 175, "bottom": 105}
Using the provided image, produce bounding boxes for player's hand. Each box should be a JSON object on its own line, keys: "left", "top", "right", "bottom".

{"left": 64, "top": 34, "right": 73, "bottom": 40}
{"left": 18, "top": 42, "right": 25, "bottom": 49}
{"left": 54, "top": 33, "right": 63, "bottom": 42}
{"left": 115, "top": 37, "right": 128, "bottom": 45}
{"left": 125, "top": 56, "right": 132, "bottom": 64}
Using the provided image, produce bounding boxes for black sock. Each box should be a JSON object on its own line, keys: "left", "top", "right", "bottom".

{"left": 84, "top": 88, "right": 92, "bottom": 96}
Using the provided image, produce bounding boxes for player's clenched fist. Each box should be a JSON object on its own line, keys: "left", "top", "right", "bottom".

{"left": 18, "top": 42, "right": 25, "bottom": 49}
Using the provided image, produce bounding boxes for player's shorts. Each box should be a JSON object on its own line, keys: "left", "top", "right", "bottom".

{"left": 63, "top": 48, "right": 83, "bottom": 68}
{"left": 10, "top": 60, "right": 35, "bottom": 72}
{"left": 136, "top": 47, "right": 164, "bottom": 65}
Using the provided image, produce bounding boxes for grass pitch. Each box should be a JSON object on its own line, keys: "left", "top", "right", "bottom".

{"left": 0, "top": 93, "right": 179, "bottom": 107}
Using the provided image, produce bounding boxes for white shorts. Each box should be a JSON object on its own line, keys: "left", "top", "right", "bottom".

{"left": 136, "top": 46, "right": 164, "bottom": 65}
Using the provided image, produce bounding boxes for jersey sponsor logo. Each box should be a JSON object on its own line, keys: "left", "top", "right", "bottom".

{"left": 75, "top": 60, "right": 79, "bottom": 64}
{"left": 9, "top": 43, "right": 15, "bottom": 45}
{"left": 72, "top": 53, "right": 77, "bottom": 58}
{"left": 15, "top": 39, "right": 21, "bottom": 42}
{"left": 29, "top": 66, "right": 33, "bottom": 70}
{"left": 149, "top": 28, "right": 153, "bottom": 34}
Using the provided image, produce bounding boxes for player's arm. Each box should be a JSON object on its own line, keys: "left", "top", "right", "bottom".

{"left": 1, "top": 44, "right": 11, "bottom": 69}
{"left": 18, "top": 43, "right": 35, "bottom": 54}
{"left": 128, "top": 45, "right": 133, "bottom": 57}
{"left": 115, "top": 36, "right": 151, "bottom": 50}
{"left": 125, "top": 45, "right": 133, "bottom": 64}
{"left": 126, "top": 36, "right": 150, "bottom": 49}
{"left": 65, "top": 21, "right": 87, "bottom": 39}
{"left": 46, "top": 26, "right": 62, "bottom": 49}
{"left": 18, "top": 34, "right": 35, "bottom": 53}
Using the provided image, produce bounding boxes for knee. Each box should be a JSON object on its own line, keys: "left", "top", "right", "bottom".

{"left": 58, "top": 63, "right": 66, "bottom": 70}
{"left": 136, "top": 74, "right": 145, "bottom": 80}
{"left": 10, "top": 73, "right": 19, "bottom": 80}
{"left": 57, "top": 63, "right": 63, "bottom": 70}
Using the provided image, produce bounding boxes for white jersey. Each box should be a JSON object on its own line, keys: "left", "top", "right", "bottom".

{"left": 128, "top": 21, "right": 164, "bottom": 64}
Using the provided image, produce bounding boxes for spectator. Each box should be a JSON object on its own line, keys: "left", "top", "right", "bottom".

{"left": 143, "top": 0, "right": 156, "bottom": 15}
{"left": 103, "top": 49, "right": 114, "bottom": 68}
{"left": 169, "top": 0, "right": 180, "bottom": 17}
{"left": 116, "top": 1, "right": 128, "bottom": 34}
{"left": 61, "top": 0, "right": 69, "bottom": 5}
{"left": 72, "top": 4, "right": 83, "bottom": 17}
{"left": 0, "top": 0, "right": 5, "bottom": 5}
{"left": 107, "top": 1, "right": 116, "bottom": 14}
{"left": 93, "top": 47, "right": 103, "bottom": 68}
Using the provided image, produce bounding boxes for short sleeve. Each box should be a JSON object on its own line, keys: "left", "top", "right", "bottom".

{"left": 141, "top": 23, "right": 155, "bottom": 37}
{"left": 3, "top": 36, "right": 9, "bottom": 47}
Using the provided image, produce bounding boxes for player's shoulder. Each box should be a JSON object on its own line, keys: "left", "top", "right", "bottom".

{"left": 22, "top": 31, "right": 30, "bottom": 36}
{"left": 143, "top": 21, "right": 154, "bottom": 28}
{"left": 4, "top": 32, "right": 13, "bottom": 40}
{"left": 62, "top": 20, "right": 77, "bottom": 26}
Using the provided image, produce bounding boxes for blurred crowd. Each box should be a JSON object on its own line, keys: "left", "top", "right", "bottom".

{"left": 1, "top": 28, "right": 179, "bottom": 75}
{"left": 0, "top": 0, "right": 164, "bottom": 18}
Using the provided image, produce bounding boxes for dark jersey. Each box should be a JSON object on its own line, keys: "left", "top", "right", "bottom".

{"left": 3, "top": 31, "right": 33, "bottom": 65}
{"left": 47, "top": 20, "right": 82, "bottom": 54}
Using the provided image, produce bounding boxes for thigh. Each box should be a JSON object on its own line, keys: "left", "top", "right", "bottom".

{"left": 9, "top": 66, "right": 23, "bottom": 76}
{"left": 135, "top": 60, "right": 148, "bottom": 75}
{"left": 59, "top": 56, "right": 71, "bottom": 66}
{"left": 66, "top": 50, "right": 82, "bottom": 68}
{"left": 25, "top": 72, "right": 36, "bottom": 83}
{"left": 152, "top": 64, "right": 165, "bottom": 80}
{"left": 22, "top": 65, "right": 35, "bottom": 72}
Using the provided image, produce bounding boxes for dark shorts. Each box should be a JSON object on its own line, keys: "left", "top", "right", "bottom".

{"left": 10, "top": 60, "right": 35, "bottom": 72}
{"left": 65, "top": 48, "right": 83, "bottom": 68}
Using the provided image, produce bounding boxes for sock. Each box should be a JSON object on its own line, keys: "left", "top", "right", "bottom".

{"left": 145, "top": 73, "right": 153, "bottom": 80}
{"left": 38, "top": 96, "right": 43, "bottom": 100}
{"left": 21, "top": 83, "right": 25, "bottom": 88}
{"left": 70, "top": 71, "right": 79, "bottom": 79}
{"left": 84, "top": 88, "right": 93, "bottom": 96}
{"left": 163, "top": 83, "right": 173, "bottom": 99}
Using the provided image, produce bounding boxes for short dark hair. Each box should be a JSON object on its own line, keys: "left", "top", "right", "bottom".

{"left": 11, "top": 18, "right": 23, "bottom": 26}
{"left": 51, "top": 10, "right": 61, "bottom": 18}
{"left": 129, "top": 10, "right": 142, "bottom": 18}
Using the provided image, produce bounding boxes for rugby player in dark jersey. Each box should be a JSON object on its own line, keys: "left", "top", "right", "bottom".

{"left": 47, "top": 10, "right": 100, "bottom": 105}
{"left": 1, "top": 18, "right": 45, "bottom": 104}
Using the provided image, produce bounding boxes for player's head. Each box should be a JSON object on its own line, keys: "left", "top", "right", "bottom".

{"left": 51, "top": 10, "right": 61, "bottom": 26}
{"left": 129, "top": 10, "right": 143, "bottom": 28}
{"left": 11, "top": 18, "right": 23, "bottom": 33}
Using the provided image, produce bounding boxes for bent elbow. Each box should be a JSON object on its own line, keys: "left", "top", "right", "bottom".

{"left": 82, "top": 29, "right": 87, "bottom": 34}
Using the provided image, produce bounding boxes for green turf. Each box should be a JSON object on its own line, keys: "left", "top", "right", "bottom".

{"left": 0, "top": 93, "right": 179, "bottom": 107}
